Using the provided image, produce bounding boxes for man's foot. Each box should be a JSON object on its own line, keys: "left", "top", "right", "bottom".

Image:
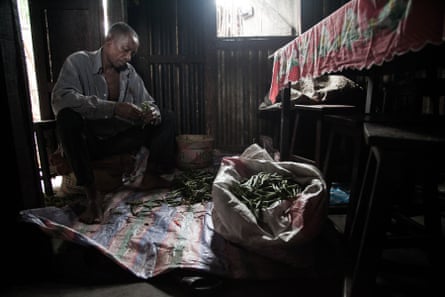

{"left": 79, "top": 187, "right": 104, "bottom": 224}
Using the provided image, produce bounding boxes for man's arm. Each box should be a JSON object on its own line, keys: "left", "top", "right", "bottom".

{"left": 126, "top": 67, "right": 161, "bottom": 125}
{"left": 51, "top": 52, "right": 115, "bottom": 119}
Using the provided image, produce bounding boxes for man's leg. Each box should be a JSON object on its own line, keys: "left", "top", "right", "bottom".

{"left": 94, "top": 110, "right": 176, "bottom": 190}
{"left": 129, "top": 110, "right": 177, "bottom": 190}
{"left": 56, "top": 108, "right": 103, "bottom": 224}
{"left": 144, "top": 110, "right": 177, "bottom": 174}
{"left": 56, "top": 108, "right": 95, "bottom": 186}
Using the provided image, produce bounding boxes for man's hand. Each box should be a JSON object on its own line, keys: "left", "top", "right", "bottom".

{"left": 141, "top": 105, "right": 161, "bottom": 126}
{"left": 114, "top": 102, "right": 161, "bottom": 126}
{"left": 114, "top": 102, "right": 143, "bottom": 121}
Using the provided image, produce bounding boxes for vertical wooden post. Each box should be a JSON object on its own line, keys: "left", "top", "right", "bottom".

{"left": 280, "top": 82, "right": 291, "bottom": 160}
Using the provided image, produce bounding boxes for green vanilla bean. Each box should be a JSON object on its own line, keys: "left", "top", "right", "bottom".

{"left": 126, "top": 170, "right": 216, "bottom": 216}
{"left": 229, "top": 172, "right": 302, "bottom": 221}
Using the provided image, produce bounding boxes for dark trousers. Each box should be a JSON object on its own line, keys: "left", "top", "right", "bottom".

{"left": 56, "top": 108, "right": 177, "bottom": 187}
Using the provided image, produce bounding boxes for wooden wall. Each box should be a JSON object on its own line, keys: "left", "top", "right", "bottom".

{"left": 2, "top": 0, "right": 53, "bottom": 286}
{"left": 24, "top": 0, "right": 351, "bottom": 162}
{"left": 128, "top": 0, "right": 208, "bottom": 135}
{"left": 2, "top": 0, "right": 42, "bottom": 210}
{"left": 301, "top": 0, "right": 350, "bottom": 32}
{"left": 128, "top": 0, "right": 294, "bottom": 152}
{"left": 214, "top": 38, "right": 291, "bottom": 152}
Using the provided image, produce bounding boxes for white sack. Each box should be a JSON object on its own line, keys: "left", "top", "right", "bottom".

{"left": 212, "top": 144, "right": 328, "bottom": 265}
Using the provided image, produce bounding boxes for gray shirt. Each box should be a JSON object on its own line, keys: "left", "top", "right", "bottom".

{"left": 51, "top": 48, "right": 160, "bottom": 129}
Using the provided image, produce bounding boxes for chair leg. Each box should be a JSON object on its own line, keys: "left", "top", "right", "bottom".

{"left": 35, "top": 125, "right": 54, "bottom": 197}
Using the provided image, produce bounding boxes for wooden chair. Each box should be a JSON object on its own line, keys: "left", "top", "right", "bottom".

{"left": 33, "top": 120, "right": 135, "bottom": 197}
{"left": 287, "top": 104, "right": 358, "bottom": 169}
{"left": 344, "top": 118, "right": 445, "bottom": 297}
{"left": 33, "top": 120, "right": 58, "bottom": 196}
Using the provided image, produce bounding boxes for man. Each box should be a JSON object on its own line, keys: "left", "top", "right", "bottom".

{"left": 52, "top": 22, "right": 177, "bottom": 224}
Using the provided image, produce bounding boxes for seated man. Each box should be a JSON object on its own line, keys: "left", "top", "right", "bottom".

{"left": 51, "top": 21, "right": 176, "bottom": 224}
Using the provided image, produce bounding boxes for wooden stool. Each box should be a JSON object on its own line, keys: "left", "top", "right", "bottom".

{"left": 287, "top": 104, "right": 357, "bottom": 169}
{"left": 344, "top": 118, "right": 445, "bottom": 297}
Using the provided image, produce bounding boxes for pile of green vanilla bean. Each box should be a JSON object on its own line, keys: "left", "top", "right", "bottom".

{"left": 124, "top": 170, "right": 302, "bottom": 220}
{"left": 229, "top": 171, "right": 302, "bottom": 220}
{"left": 167, "top": 169, "right": 216, "bottom": 205}
{"left": 126, "top": 170, "right": 216, "bottom": 216}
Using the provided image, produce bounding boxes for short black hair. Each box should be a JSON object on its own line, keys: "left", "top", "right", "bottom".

{"left": 106, "top": 22, "right": 138, "bottom": 41}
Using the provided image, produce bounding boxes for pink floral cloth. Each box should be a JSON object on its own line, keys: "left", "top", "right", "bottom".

{"left": 269, "top": 0, "right": 445, "bottom": 103}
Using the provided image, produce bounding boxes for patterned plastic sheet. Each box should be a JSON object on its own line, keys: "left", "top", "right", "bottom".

{"left": 20, "top": 145, "right": 337, "bottom": 281}
{"left": 20, "top": 190, "right": 318, "bottom": 280}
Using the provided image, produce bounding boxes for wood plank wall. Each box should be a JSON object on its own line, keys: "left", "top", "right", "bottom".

{"left": 301, "top": 0, "right": 350, "bottom": 32}
{"left": 215, "top": 38, "right": 291, "bottom": 152}
{"left": 129, "top": 0, "right": 293, "bottom": 152}
{"left": 2, "top": 0, "right": 42, "bottom": 208}
{"left": 2, "top": 2, "right": 54, "bottom": 284}
{"left": 128, "top": 0, "right": 207, "bottom": 135}
{"left": 128, "top": 0, "right": 347, "bottom": 153}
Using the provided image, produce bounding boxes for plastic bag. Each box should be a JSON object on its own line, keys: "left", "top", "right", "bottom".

{"left": 211, "top": 144, "right": 328, "bottom": 265}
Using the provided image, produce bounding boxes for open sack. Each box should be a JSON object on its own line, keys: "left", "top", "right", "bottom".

{"left": 212, "top": 144, "right": 328, "bottom": 266}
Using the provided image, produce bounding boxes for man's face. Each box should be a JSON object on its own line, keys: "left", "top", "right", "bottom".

{"left": 104, "top": 34, "right": 139, "bottom": 69}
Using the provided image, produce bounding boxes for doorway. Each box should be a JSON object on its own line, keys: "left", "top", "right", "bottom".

{"left": 16, "top": 0, "right": 40, "bottom": 122}
{"left": 16, "top": 0, "right": 107, "bottom": 197}
{"left": 16, "top": 0, "right": 109, "bottom": 122}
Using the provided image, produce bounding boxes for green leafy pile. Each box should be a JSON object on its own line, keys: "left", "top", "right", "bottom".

{"left": 229, "top": 172, "right": 302, "bottom": 220}
{"left": 167, "top": 170, "right": 215, "bottom": 205}
{"left": 126, "top": 170, "right": 216, "bottom": 216}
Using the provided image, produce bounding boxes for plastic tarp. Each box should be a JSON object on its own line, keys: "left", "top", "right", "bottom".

{"left": 20, "top": 145, "right": 331, "bottom": 280}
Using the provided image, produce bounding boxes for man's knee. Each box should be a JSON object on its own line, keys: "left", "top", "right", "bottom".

{"left": 56, "top": 108, "right": 84, "bottom": 133}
